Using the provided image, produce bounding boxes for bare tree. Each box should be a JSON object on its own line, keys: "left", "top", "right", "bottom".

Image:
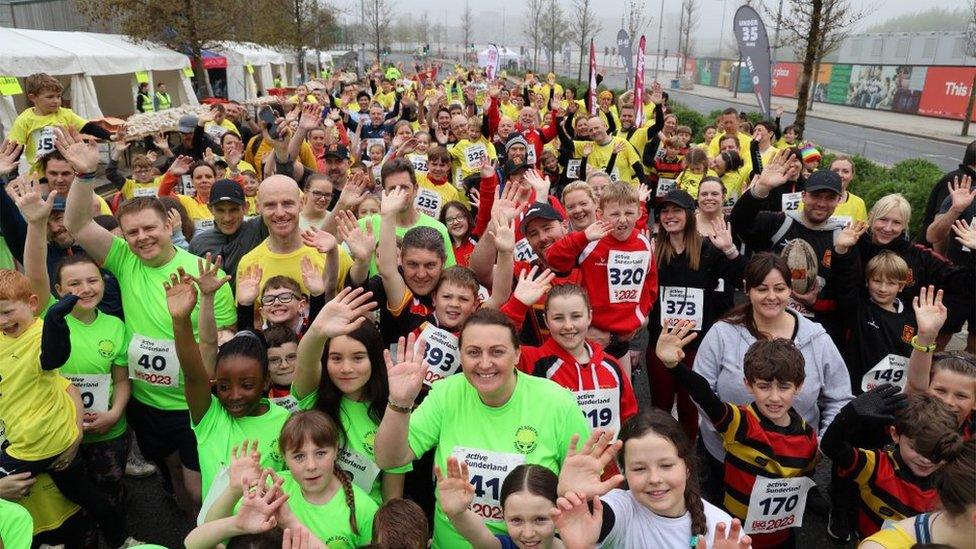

{"left": 678, "top": 0, "right": 699, "bottom": 71}
{"left": 461, "top": 1, "right": 474, "bottom": 57}
{"left": 623, "top": 0, "right": 651, "bottom": 54}
{"left": 770, "top": 0, "right": 869, "bottom": 136}
{"left": 523, "top": 0, "right": 545, "bottom": 72}
{"left": 541, "top": 0, "right": 569, "bottom": 74}
{"left": 393, "top": 15, "right": 414, "bottom": 52}
{"left": 415, "top": 11, "right": 431, "bottom": 51}
{"left": 964, "top": 0, "right": 976, "bottom": 135}
{"left": 364, "top": 0, "right": 395, "bottom": 63}
{"left": 571, "top": 0, "right": 603, "bottom": 80}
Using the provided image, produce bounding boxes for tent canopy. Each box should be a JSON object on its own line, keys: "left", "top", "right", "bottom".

{"left": 214, "top": 42, "right": 287, "bottom": 67}
{"left": 0, "top": 27, "right": 84, "bottom": 76}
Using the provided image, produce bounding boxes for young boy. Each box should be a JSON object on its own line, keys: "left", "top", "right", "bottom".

{"left": 657, "top": 324, "right": 818, "bottom": 548}
{"left": 449, "top": 116, "right": 497, "bottom": 181}
{"left": 263, "top": 324, "right": 300, "bottom": 412}
{"left": 107, "top": 143, "right": 164, "bottom": 200}
{"left": 821, "top": 385, "right": 958, "bottom": 539}
{"left": 651, "top": 136, "right": 685, "bottom": 201}
{"left": 675, "top": 125, "right": 693, "bottom": 154}
{"left": 0, "top": 270, "right": 134, "bottom": 547}
{"left": 546, "top": 182, "right": 658, "bottom": 360}
{"left": 414, "top": 146, "right": 469, "bottom": 219}
{"left": 8, "top": 73, "right": 112, "bottom": 173}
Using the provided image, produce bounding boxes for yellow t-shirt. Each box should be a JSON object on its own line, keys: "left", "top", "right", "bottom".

{"left": 95, "top": 194, "right": 112, "bottom": 216}
{"left": 8, "top": 107, "right": 88, "bottom": 170}
{"left": 573, "top": 137, "right": 642, "bottom": 185}
{"left": 287, "top": 94, "right": 319, "bottom": 105}
{"left": 174, "top": 194, "right": 215, "bottom": 233}
{"left": 120, "top": 175, "right": 166, "bottom": 200}
{"left": 0, "top": 318, "right": 79, "bottom": 461}
{"left": 245, "top": 195, "right": 259, "bottom": 216}
{"left": 677, "top": 168, "right": 718, "bottom": 199}
{"left": 415, "top": 173, "right": 469, "bottom": 219}
{"left": 448, "top": 138, "right": 497, "bottom": 180}
{"left": 374, "top": 91, "right": 396, "bottom": 110}
{"left": 246, "top": 138, "right": 318, "bottom": 175}
{"left": 499, "top": 102, "right": 520, "bottom": 121}
{"left": 707, "top": 131, "right": 754, "bottom": 173}
{"left": 12, "top": 474, "right": 80, "bottom": 535}
{"left": 236, "top": 240, "right": 353, "bottom": 297}
{"left": 759, "top": 145, "right": 782, "bottom": 168}
{"left": 799, "top": 191, "right": 868, "bottom": 225}
{"left": 857, "top": 522, "right": 914, "bottom": 548}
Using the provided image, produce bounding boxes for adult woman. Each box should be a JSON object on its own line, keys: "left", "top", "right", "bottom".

{"left": 647, "top": 190, "right": 744, "bottom": 442}
{"left": 374, "top": 309, "right": 590, "bottom": 548}
{"left": 158, "top": 156, "right": 219, "bottom": 234}
{"left": 439, "top": 200, "right": 477, "bottom": 266}
{"left": 823, "top": 155, "right": 867, "bottom": 224}
{"left": 693, "top": 253, "right": 852, "bottom": 490}
{"left": 696, "top": 176, "right": 728, "bottom": 228}
{"left": 708, "top": 151, "right": 747, "bottom": 210}
{"left": 299, "top": 174, "right": 334, "bottom": 230}
{"left": 560, "top": 182, "right": 598, "bottom": 232}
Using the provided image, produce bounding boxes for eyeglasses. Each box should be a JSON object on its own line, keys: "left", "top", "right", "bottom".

{"left": 260, "top": 293, "right": 299, "bottom": 306}
{"left": 309, "top": 190, "right": 332, "bottom": 201}
{"left": 269, "top": 354, "right": 298, "bottom": 367}
{"left": 445, "top": 216, "right": 466, "bottom": 225}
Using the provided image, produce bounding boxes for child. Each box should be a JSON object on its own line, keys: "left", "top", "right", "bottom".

{"left": 699, "top": 125, "right": 718, "bottom": 148}
{"left": 292, "top": 287, "right": 411, "bottom": 505}
{"left": 821, "top": 385, "right": 959, "bottom": 539}
{"left": 657, "top": 324, "right": 817, "bottom": 548}
{"left": 241, "top": 168, "right": 260, "bottom": 217}
{"left": 107, "top": 142, "right": 165, "bottom": 200}
{"left": 370, "top": 498, "right": 430, "bottom": 549}
{"left": 676, "top": 147, "right": 715, "bottom": 199}
{"left": 556, "top": 414, "right": 749, "bottom": 548}
{"left": 8, "top": 73, "right": 112, "bottom": 172}
{"left": 415, "top": 146, "right": 469, "bottom": 219}
{"left": 366, "top": 142, "right": 386, "bottom": 182}
{"left": 356, "top": 195, "right": 381, "bottom": 219}
{"left": 237, "top": 268, "right": 333, "bottom": 336}
{"left": 777, "top": 124, "right": 799, "bottom": 148}
{"left": 675, "top": 125, "right": 693, "bottom": 154}
{"left": 164, "top": 263, "right": 289, "bottom": 505}
{"left": 651, "top": 137, "right": 684, "bottom": 201}
{"left": 450, "top": 116, "right": 498, "bottom": 181}
{"left": 545, "top": 182, "right": 658, "bottom": 364}
{"left": 0, "top": 270, "right": 135, "bottom": 548}
{"left": 438, "top": 459, "right": 567, "bottom": 549}
{"left": 264, "top": 324, "right": 300, "bottom": 412}
{"left": 440, "top": 201, "right": 477, "bottom": 267}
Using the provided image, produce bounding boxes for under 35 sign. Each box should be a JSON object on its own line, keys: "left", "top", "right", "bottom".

{"left": 733, "top": 5, "right": 772, "bottom": 119}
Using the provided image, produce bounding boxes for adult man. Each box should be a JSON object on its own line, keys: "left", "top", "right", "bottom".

{"left": 573, "top": 115, "right": 646, "bottom": 186}
{"left": 322, "top": 145, "right": 351, "bottom": 206}
{"left": 154, "top": 83, "right": 172, "bottom": 111}
{"left": 60, "top": 128, "right": 237, "bottom": 513}
{"left": 707, "top": 107, "right": 753, "bottom": 166}
{"left": 188, "top": 179, "right": 268, "bottom": 276}
{"left": 236, "top": 175, "right": 352, "bottom": 297}
{"left": 168, "top": 114, "right": 208, "bottom": 165}
{"left": 920, "top": 141, "right": 976, "bottom": 249}
{"left": 357, "top": 158, "right": 456, "bottom": 274}
{"left": 41, "top": 151, "right": 112, "bottom": 215}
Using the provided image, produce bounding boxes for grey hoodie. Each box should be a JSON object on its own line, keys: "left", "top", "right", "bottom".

{"left": 693, "top": 311, "right": 853, "bottom": 461}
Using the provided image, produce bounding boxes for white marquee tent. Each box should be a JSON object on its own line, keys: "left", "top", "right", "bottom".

{"left": 477, "top": 46, "right": 522, "bottom": 70}
{"left": 213, "top": 42, "right": 288, "bottom": 102}
{"left": 0, "top": 27, "right": 197, "bottom": 136}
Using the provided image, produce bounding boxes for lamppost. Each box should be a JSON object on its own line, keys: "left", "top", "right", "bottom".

{"left": 718, "top": 0, "right": 728, "bottom": 59}
{"left": 654, "top": 0, "right": 665, "bottom": 80}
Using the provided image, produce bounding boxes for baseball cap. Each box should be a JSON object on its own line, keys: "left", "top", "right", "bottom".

{"left": 323, "top": 145, "right": 349, "bottom": 160}
{"left": 657, "top": 189, "right": 696, "bottom": 211}
{"left": 178, "top": 115, "right": 198, "bottom": 133}
{"left": 519, "top": 202, "right": 563, "bottom": 234}
{"left": 804, "top": 170, "right": 842, "bottom": 194}
{"left": 208, "top": 179, "right": 246, "bottom": 205}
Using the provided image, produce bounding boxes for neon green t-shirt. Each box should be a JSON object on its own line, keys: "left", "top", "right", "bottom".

{"left": 192, "top": 395, "right": 289, "bottom": 500}
{"left": 8, "top": 107, "right": 87, "bottom": 170}
{"left": 279, "top": 470, "right": 378, "bottom": 547}
{"left": 297, "top": 392, "right": 412, "bottom": 505}
{"left": 102, "top": 238, "right": 237, "bottom": 410}
{"left": 0, "top": 236, "right": 14, "bottom": 270}
{"left": 360, "top": 213, "right": 456, "bottom": 275}
{"left": 60, "top": 311, "right": 129, "bottom": 443}
{"left": 407, "top": 371, "right": 590, "bottom": 548}
{"left": 0, "top": 498, "right": 33, "bottom": 548}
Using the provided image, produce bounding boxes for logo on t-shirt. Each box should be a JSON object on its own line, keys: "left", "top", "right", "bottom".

{"left": 363, "top": 429, "right": 377, "bottom": 455}
{"left": 326, "top": 536, "right": 353, "bottom": 548}
{"left": 514, "top": 426, "right": 539, "bottom": 454}
{"left": 98, "top": 339, "right": 116, "bottom": 359}
{"left": 902, "top": 325, "right": 916, "bottom": 343}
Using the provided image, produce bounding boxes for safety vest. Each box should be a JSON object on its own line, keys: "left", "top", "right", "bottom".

{"left": 137, "top": 92, "right": 154, "bottom": 113}
{"left": 155, "top": 91, "right": 172, "bottom": 110}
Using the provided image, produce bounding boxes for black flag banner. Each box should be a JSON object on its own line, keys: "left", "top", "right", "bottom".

{"left": 733, "top": 5, "right": 772, "bottom": 118}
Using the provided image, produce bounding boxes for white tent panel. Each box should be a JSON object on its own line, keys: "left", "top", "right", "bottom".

{"left": 0, "top": 27, "right": 82, "bottom": 76}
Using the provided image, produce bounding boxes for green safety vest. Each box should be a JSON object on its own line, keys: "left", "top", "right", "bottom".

{"left": 155, "top": 91, "right": 172, "bottom": 110}
{"left": 137, "top": 92, "right": 154, "bottom": 113}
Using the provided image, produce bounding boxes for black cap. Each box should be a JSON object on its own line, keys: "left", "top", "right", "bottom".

{"left": 323, "top": 145, "right": 349, "bottom": 160}
{"left": 519, "top": 202, "right": 563, "bottom": 233}
{"left": 505, "top": 159, "right": 531, "bottom": 176}
{"left": 657, "top": 189, "right": 696, "bottom": 211}
{"left": 804, "top": 169, "right": 842, "bottom": 194}
{"left": 208, "top": 179, "right": 246, "bottom": 205}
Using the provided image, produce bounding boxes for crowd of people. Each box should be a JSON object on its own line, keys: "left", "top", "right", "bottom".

{"left": 0, "top": 60, "right": 973, "bottom": 549}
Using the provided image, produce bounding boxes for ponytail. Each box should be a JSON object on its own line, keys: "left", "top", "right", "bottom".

{"left": 334, "top": 464, "right": 359, "bottom": 535}
{"left": 685, "top": 481, "right": 708, "bottom": 539}
{"left": 932, "top": 439, "right": 975, "bottom": 517}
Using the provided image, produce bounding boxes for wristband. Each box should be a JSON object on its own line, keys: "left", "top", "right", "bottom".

{"left": 387, "top": 400, "right": 414, "bottom": 414}
{"left": 722, "top": 246, "right": 738, "bottom": 257}
{"left": 76, "top": 172, "right": 97, "bottom": 180}
{"left": 910, "top": 335, "right": 936, "bottom": 353}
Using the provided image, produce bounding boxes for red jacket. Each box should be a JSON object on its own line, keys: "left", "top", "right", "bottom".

{"left": 545, "top": 229, "right": 658, "bottom": 335}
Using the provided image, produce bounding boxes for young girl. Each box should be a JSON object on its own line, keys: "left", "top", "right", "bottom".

{"left": 292, "top": 286, "right": 410, "bottom": 505}
{"left": 676, "top": 148, "right": 714, "bottom": 199}
{"left": 356, "top": 195, "right": 381, "bottom": 219}
{"left": 165, "top": 260, "right": 289, "bottom": 506}
{"left": 440, "top": 200, "right": 477, "bottom": 266}
{"left": 438, "top": 460, "right": 565, "bottom": 549}
{"left": 275, "top": 410, "right": 378, "bottom": 545}
{"left": 557, "top": 412, "right": 747, "bottom": 548}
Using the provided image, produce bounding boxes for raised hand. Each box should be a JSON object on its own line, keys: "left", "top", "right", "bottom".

{"left": 336, "top": 210, "right": 376, "bottom": 262}
{"left": 612, "top": 140, "right": 626, "bottom": 154}
{"left": 835, "top": 220, "right": 868, "bottom": 254}
{"left": 300, "top": 256, "right": 326, "bottom": 297}
{"left": 298, "top": 102, "right": 324, "bottom": 130}
{"left": 655, "top": 320, "right": 699, "bottom": 367}
{"left": 229, "top": 439, "right": 262, "bottom": 490}
{"left": 550, "top": 492, "right": 602, "bottom": 549}
{"left": 513, "top": 266, "right": 556, "bottom": 306}
{"left": 225, "top": 141, "right": 244, "bottom": 168}
{"left": 163, "top": 270, "right": 198, "bottom": 319}
{"left": 584, "top": 219, "right": 613, "bottom": 242}
{"left": 152, "top": 132, "right": 170, "bottom": 152}
{"left": 649, "top": 82, "right": 664, "bottom": 105}
{"left": 947, "top": 174, "right": 976, "bottom": 214}
{"left": 300, "top": 226, "right": 338, "bottom": 254}
{"left": 380, "top": 187, "right": 409, "bottom": 215}
{"left": 308, "top": 286, "right": 377, "bottom": 339}
{"left": 198, "top": 107, "right": 217, "bottom": 124}
{"left": 167, "top": 155, "right": 194, "bottom": 177}
{"left": 9, "top": 174, "right": 56, "bottom": 224}
{"left": 0, "top": 139, "right": 24, "bottom": 176}
{"left": 524, "top": 169, "right": 551, "bottom": 199}
{"left": 235, "top": 474, "right": 288, "bottom": 534}
{"left": 335, "top": 172, "right": 369, "bottom": 210}
{"left": 912, "top": 285, "right": 946, "bottom": 339}
{"left": 488, "top": 215, "right": 516, "bottom": 254}
{"left": 557, "top": 430, "right": 624, "bottom": 499}
{"left": 114, "top": 138, "right": 131, "bottom": 154}
{"left": 479, "top": 156, "right": 497, "bottom": 179}
{"left": 435, "top": 456, "right": 476, "bottom": 518}
{"left": 54, "top": 126, "right": 100, "bottom": 174}
{"left": 637, "top": 183, "right": 651, "bottom": 203}
{"left": 756, "top": 148, "right": 795, "bottom": 192}
{"left": 706, "top": 218, "right": 735, "bottom": 252}
{"left": 236, "top": 264, "right": 264, "bottom": 306}
{"left": 696, "top": 519, "right": 752, "bottom": 549}
{"left": 384, "top": 332, "right": 426, "bottom": 407}
{"left": 952, "top": 218, "right": 976, "bottom": 249}
{"left": 192, "top": 253, "right": 231, "bottom": 296}
{"left": 849, "top": 383, "right": 909, "bottom": 423}
{"left": 582, "top": 142, "right": 594, "bottom": 157}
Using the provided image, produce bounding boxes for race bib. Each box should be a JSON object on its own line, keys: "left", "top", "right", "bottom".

{"left": 270, "top": 394, "right": 300, "bottom": 413}
{"left": 782, "top": 192, "right": 801, "bottom": 212}
{"left": 409, "top": 155, "right": 428, "bottom": 173}
{"left": 566, "top": 159, "right": 582, "bottom": 180}
{"left": 607, "top": 250, "right": 650, "bottom": 304}
{"left": 205, "top": 124, "right": 227, "bottom": 141}
{"left": 660, "top": 286, "right": 704, "bottom": 328}
{"left": 33, "top": 126, "right": 57, "bottom": 160}
{"left": 526, "top": 147, "right": 537, "bottom": 166}
{"left": 133, "top": 186, "right": 157, "bottom": 198}
{"left": 609, "top": 167, "right": 621, "bottom": 182}
{"left": 744, "top": 476, "right": 816, "bottom": 535}
{"left": 576, "top": 388, "right": 621, "bottom": 437}
{"left": 180, "top": 174, "right": 196, "bottom": 197}
{"left": 464, "top": 144, "right": 488, "bottom": 169}
{"left": 195, "top": 218, "right": 215, "bottom": 232}
{"left": 414, "top": 188, "right": 442, "bottom": 218}
{"left": 514, "top": 238, "right": 538, "bottom": 262}
{"left": 452, "top": 447, "right": 525, "bottom": 522}
{"left": 656, "top": 178, "right": 677, "bottom": 197}
{"left": 861, "top": 354, "right": 908, "bottom": 392}
{"left": 416, "top": 324, "right": 461, "bottom": 386}
{"left": 127, "top": 334, "right": 180, "bottom": 388}
{"left": 831, "top": 215, "right": 852, "bottom": 227}
{"left": 65, "top": 374, "right": 112, "bottom": 413}
{"left": 337, "top": 447, "right": 381, "bottom": 494}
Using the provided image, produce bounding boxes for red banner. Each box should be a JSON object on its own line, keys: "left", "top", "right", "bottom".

{"left": 588, "top": 39, "right": 597, "bottom": 115}
{"left": 771, "top": 62, "right": 801, "bottom": 98}
{"left": 634, "top": 35, "right": 646, "bottom": 126}
{"left": 917, "top": 66, "right": 976, "bottom": 121}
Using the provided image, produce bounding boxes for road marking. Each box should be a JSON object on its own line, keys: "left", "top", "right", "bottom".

{"left": 864, "top": 140, "right": 895, "bottom": 149}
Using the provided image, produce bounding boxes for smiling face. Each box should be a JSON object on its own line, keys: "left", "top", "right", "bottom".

{"left": 55, "top": 262, "right": 104, "bottom": 312}
{"left": 867, "top": 275, "right": 905, "bottom": 307}
{"left": 623, "top": 432, "right": 689, "bottom": 518}
{"left": 326, "top": 335, "right": 372, "bottom": 401}
{"left": 303, "top": 177, "right": 334, "bottom": 217}
{"left": 119, "top": 207, "right": 173, "bottom": 264}
{"left": 400, "top": 247, "right": 444, "bottom": 297}
{"left": 599, "top": 200, "right": 640, "bottom": 241}
{"left": 192, "top": 165, "right": 216, "bottom": 199}
{"left": 259, "top": 286, "right": 305, "bottom": 325}
{"left": 871, "top": 208, "right": 907, "bottom": 246}
{"left": 214, "top": 355, "right": 269, "bottom": 418}
{"left": 544, "top": 294, "right": 590, "bottom": 355}
{"left": 562, "top": 190, "right": 597, "bottom": 231}
{"left": 504, "top": 491, "right": 557, "bottom": 549}
{"left": 210, "top": 201, "right": 245, "bottom": 235}
{"left": 443, "top": 204, "right": 470, "bottom": 239}
{"left": 524, "top": 218, "right": 566, "bottom": 259}
{"left": 830, "top": 159, "right": 854, "bottom": 190}
{"left": 47, "top": 210, "right": 74, "bottom": 248}
{"left": 285, "top": 436, "right": 338, "bottom": 495}
{"left": 460, "top": 324, "right": 519, "bottom": 403}
{"left": 268, "top": 342, "right": 298, "bottom": 386}
{"left": 427, "top": 156, "right": 451, "bottom": 180}
{"left": 658, "top": 204, "right": 687, "bottom": 235}
{"left": 433, "top": 281, "right": 478, "bottom": 329}
{"left": 697, "top": 180, "right": 724, "bottom": 215}
{"left": 44, "top": 157, "right": 75, "bottom": 196}
{"left": 801, "top": 189, "right": 841, "bottom": 224}
{"left": 745, "top": 378, "right": 801, "bottom": 425}
{"left": 893, "top": 434, "right": 941, "bottom": 477}
{"left": 929, "top": 369, "right": 976, "bottom": 425}
{"left": 747, "top": 269, "right": 791, "bottom": 321}
{"left": 258, "top": 176, "right": 302, "bottom": 238}
{"left": 0, "top": 298, "right": 37, "bottom": 337}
